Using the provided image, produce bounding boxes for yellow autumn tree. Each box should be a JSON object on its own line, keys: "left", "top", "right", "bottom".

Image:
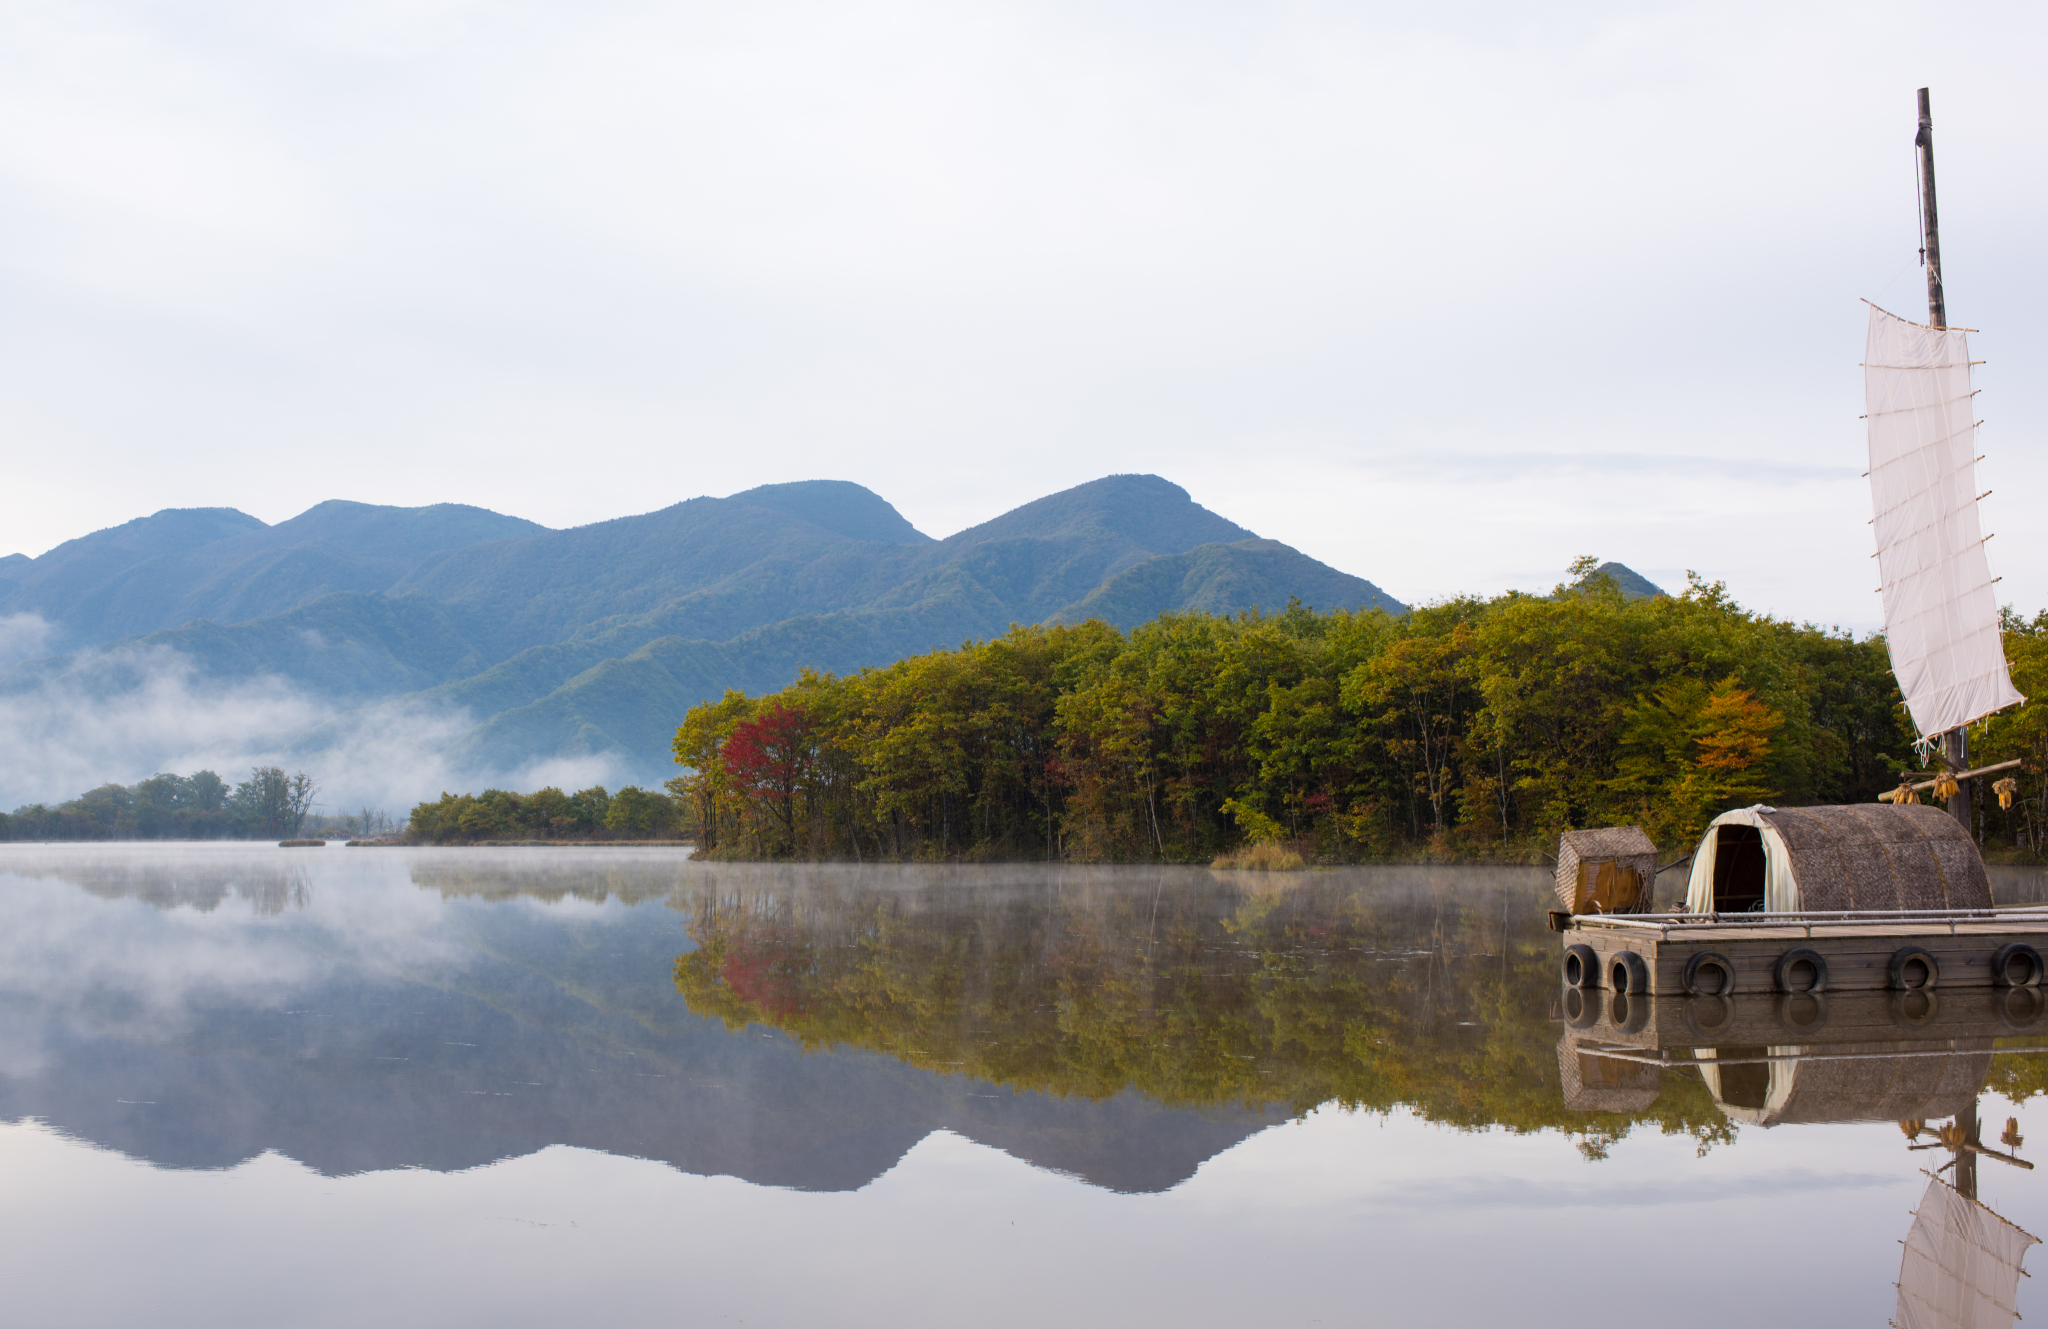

{"left": 1609, "top": 676, "right": 1784, "bottom": 845}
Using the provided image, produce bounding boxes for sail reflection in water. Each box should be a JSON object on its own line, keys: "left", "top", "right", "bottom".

{"left": 1556, "top": 986, "right": 2046, "bottom": 1328}
{"left": 3, "top": 847, "right": 2048, "bottom": 1328}
{"left": 1898, "top": 1174, "right": 2040, "bottom": 1329}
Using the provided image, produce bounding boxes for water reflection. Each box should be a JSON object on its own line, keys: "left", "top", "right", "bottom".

{"left": 3, "top": 847, "right": 315, "bottom": 913}
{"left": 1557, "top": 983, "right": 2048, "bottom": 1328}
{"left": 671, "top": 862, "right": 1732, "bottom": 1149}
{"left": 3, "top": 847, "right": 2048, "bottom": 1327}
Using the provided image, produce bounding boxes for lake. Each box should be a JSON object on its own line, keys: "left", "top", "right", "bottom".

{"left": 3, "top": 843, "right": 2046, "bottom": 1327}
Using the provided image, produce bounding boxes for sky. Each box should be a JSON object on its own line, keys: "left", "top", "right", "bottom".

{"left": 3, "top": 0, "right": 2045, "bottom": 629}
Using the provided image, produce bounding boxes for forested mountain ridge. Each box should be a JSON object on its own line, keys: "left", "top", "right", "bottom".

{"left": 0, "top": 501, "right": 544, "bottom": 653}
{"left": 1, "top": 475, "right": 1406, "bottom": 796}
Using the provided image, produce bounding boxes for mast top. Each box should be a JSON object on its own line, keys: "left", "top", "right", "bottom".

{"left": 1917, "top": 87, "right": 1946, "bottom": 329}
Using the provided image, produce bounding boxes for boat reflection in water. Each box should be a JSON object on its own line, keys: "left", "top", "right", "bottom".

{"left": 1559, "top": 988, "right": 2042, "bottom": 1328}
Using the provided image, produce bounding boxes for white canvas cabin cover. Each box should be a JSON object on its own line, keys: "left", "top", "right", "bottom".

{"left": 1864, "top": 305, "right": 2024, "bottom": 739}
{"left": 1684, "top": 807, "right": 1799, "bottom": 913}
{"left": 1894, "top": 1173, "right": 2038, "bottom": 1329}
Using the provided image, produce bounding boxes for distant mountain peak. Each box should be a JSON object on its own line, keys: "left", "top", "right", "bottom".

{"left": 1564, "top": 561, "right": 1668, "bottom": 600}
{"left": 948, "top": 474, "right": 1255, "bottom": 552}
{"left": 726, "top": 480, "right": 931, "bottom": 545}
{"left": 1596, "top": 562, "right": 1667, "bottom": 599}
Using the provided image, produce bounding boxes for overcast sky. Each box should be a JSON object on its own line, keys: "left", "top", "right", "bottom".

{"left": 3, "top": 0, "right": 2044, "bottom": 628}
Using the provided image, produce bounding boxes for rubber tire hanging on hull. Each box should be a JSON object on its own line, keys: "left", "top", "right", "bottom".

{"left": 1561, "top": 944, "right": 1598, "bottom": 989}
{"left": 1888, "top": 945, "right": 1940, "bottom": 991}
{"left": 1682, "top": 951, "right": 1736, "bottom": 997}
{"left": 1994, "top": 943, "right": 2044, "bottom": 988}
{"left": 1609, "top": 950, "right": 1650, "bottom": 995}
{"left": 1774, "top": 947, "right": 1829, "bottom": 994}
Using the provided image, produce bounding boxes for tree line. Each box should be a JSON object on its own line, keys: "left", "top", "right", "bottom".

{"left": 672, "top": 562, "right": 2048, "bottom": 862}
{"left": 3, "top": 767, "right": 318, "bottom": 841}
{"left": 403, "top": 784, "right": 689, "bottom": 843}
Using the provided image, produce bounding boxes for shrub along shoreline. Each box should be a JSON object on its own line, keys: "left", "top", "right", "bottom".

{"left": 671, "top": 565, "right": 2048, "bottom": 864}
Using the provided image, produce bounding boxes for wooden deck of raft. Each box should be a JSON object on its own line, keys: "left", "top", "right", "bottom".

{"left": 1562, "top": 908, "right": 2048, "bottom": 995}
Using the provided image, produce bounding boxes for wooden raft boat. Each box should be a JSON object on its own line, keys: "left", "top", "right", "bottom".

{"left": 1553, "top": 804, "right": 2048, "bottom": 995}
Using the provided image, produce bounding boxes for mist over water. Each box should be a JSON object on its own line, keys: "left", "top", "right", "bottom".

{"left": 0, "top": 641, "right": 630, "bottom": 811}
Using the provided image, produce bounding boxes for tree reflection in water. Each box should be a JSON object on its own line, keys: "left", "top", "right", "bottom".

{"left": 4, "top": 852, "right": 314, "bottom": 914}
{"left": 671, "top": 863, "right": 1736, "bottom": 1152}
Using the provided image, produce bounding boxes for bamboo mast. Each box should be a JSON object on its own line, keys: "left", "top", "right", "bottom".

{"left": 1916, "top": 87, "right": 1974, "bottom": 839}
{"left": 1918, "top": 88, "right": 1946, "bottom": 329}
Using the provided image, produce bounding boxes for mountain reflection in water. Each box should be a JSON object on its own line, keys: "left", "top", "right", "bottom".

{"left": 0, "top": 850, "right": 1731, "bottom": 1187}
{"left": 5, "top": 847, "right": 2048, "bottom": 1328}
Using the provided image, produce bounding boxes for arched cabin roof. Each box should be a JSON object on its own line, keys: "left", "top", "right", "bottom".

{"left": 1684, "top": 803, "right": 1991, "bottom": 915}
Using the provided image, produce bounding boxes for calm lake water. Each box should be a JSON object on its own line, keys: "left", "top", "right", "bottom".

{"left": 4, "top": 844, "right": 2048, "bottom": 1328}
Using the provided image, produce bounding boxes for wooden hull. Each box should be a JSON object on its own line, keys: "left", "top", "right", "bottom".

{"left": 1560, "top": 911, "right": 2048, "bottom": 995}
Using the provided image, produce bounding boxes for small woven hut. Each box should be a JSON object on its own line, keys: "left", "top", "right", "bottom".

{"left": 1681, "top": 804, "right": 1991, "bottom": 915}
{"left": 1555, "top": 826, "right": 1658, "bottom": 914}
{"left": 1699, "top": 1045, "right": 1990, "bottom": 1127}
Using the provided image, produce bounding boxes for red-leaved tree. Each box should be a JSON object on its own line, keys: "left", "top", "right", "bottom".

{"left": 720, "top": 702, "right": 818, "bottom": 850}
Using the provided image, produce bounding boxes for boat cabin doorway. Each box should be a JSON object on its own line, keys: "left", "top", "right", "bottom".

{"left": 1711, "top": 824, "right": 1767, "bottom": 913}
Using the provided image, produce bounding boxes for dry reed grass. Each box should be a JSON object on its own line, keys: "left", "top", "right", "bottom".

{"left": 1210, "top": 841, "right": 1306, "bottom": 871}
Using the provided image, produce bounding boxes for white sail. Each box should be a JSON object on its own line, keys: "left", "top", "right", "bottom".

{"left": 1864, "top": 304, "right": 2023, "bottom": 738}
{"left": 1893, "top": 1172, "right": 2038, "bottom": 1329}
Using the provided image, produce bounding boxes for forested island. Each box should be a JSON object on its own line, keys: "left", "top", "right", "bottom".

{"left": 671, "top": 564, "right": 2048, "bottom": 863}
{"left": 2, "top": 767, "right": 324, "bottom": 841}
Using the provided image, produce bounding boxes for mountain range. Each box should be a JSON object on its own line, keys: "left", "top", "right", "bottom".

{"left": 0, "top": 475, "right": 1407, "bottom": 800}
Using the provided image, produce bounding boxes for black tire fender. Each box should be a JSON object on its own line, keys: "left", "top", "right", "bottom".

{"left": 1561, "top": 944, "right": 1599, "bottom": 990}
{"left": 1682, "top": 951, "right": 1736, "bottom": 997}
{"left": 1774, "top": 947, "right": 1829, "bottom": 994}
{"left": 1888, "top": 945, "right": 1940, "bottom": 991}
{"left": 1994, "top": 943, "right": 2044, "bottom": 989}
{"left": 1609, "top": 950, "right": 1651, "bottom": 995}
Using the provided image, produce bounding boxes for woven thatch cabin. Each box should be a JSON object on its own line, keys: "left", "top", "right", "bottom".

{"left": 1681, "top": 804, "right": 1991, "bottom": 915}
{"left": 1699, "top": 1044, "right": 1990, "bottom": 1126}
{"left": 1556, "top": 826, "right": 1658, "bottom": 914}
